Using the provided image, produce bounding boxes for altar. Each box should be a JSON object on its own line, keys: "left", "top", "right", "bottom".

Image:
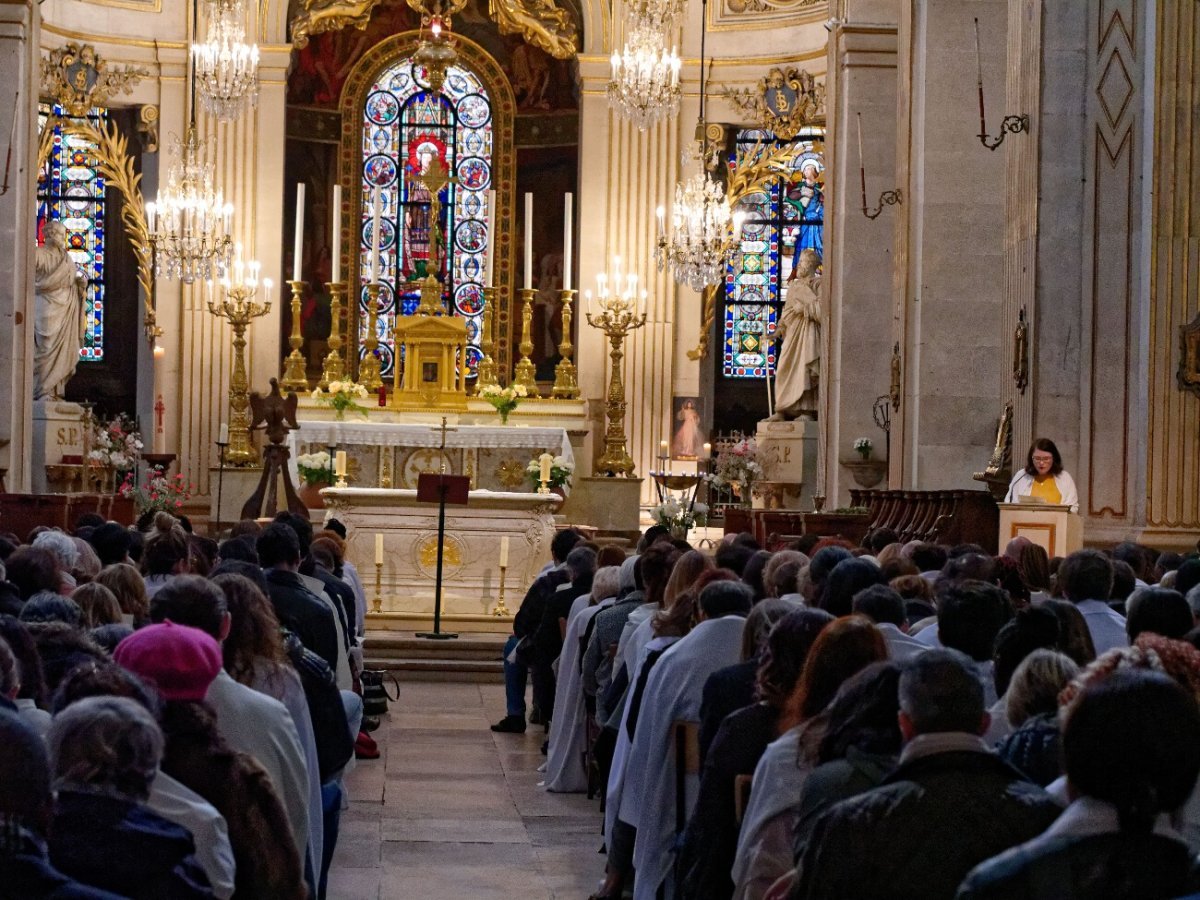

{"left": 321, "top": 486, "right": 562, "bottom": 633}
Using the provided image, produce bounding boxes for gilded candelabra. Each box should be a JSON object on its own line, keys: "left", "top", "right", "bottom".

{"left": 551, "top": 288, "right": 580, "bottom": 398}
{"left": 586, "top": 267, "right": 647, "bottom": 477}
{"left": 513, "top": 287, "right": 537, "bottom": 390}
{"left": 493, "top": 563, "right": 510, "bottom": 616}
{"left": 319, "top": 280, "right": 348, "bottom": 389}
{"left": 359, "top": 282, "right": 383, "bottom": 391}
{"left": 280, "top": 279, "right": 308, "bottom": 391}
{"left": 207, "top": 267, "right": 273, "bottom": 466}
{"left": 475, "top": 286, "right": 500, "bottom": 389}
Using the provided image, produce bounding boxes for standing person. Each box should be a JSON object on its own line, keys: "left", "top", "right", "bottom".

{"left": 1005, "top": 439, "right": 1079, "bottom": 513}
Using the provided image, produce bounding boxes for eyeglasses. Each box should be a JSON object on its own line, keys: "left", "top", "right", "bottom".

{"left": 1031, "top": 454, "right": 1054, "bottom": 463}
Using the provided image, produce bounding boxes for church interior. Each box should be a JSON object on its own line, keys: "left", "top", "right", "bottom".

{"left": 1, "top": 0, "right": 1200, "bottom": 898}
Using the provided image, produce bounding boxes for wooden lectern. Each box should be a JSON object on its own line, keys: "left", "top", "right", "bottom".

{"left": 998, "top": 503, "right": 1083, "bottom": 557}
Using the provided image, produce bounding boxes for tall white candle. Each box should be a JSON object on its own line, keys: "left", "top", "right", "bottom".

{"left": 562, "top": 192, "right": 573, "bottom": 292}
{"left": 370, "top": 187, "right": 382, "bottom": 283}
{"left": 499, "top": 536, "right": 510, "bottom": 568}
{"left": 331, "top": 184, "right": 342, "bottom": 283}
{"left": 293, "top": 183, "right": 305, "bottom": 282}
{"left": 218, "top": 423, "right": 229, "bottom": 445}
{"left": 484, "top": 189, "right": 496, "bottom": 286}
{"left": 523, "top": 192, "right": 533, "bottom": 289}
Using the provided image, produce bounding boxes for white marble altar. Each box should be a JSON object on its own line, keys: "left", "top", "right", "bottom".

{"left": 321, "top": 486, "right": 562, "bottom": 633}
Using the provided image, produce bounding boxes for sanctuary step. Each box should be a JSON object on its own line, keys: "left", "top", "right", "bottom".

{"left": 363, "top": 631, "right": 507, "bottom": 683}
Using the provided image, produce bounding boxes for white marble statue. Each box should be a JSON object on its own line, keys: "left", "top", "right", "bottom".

{"left": 769, "top": 247, "right": 821, "bottom": 420}
{"left": 34, "top": 220, "right": 86, "bottom": 401}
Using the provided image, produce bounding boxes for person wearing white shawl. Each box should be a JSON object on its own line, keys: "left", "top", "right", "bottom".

{"left": 543, "top": 566, "right": 621, "bottom": 793}
{"left": 628, "top": 581, "right": 751, "bottom": 900}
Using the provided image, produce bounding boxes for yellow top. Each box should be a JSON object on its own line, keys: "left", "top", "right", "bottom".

{"left": 1028, "top": 475, "right": 1062, "bottom": 505}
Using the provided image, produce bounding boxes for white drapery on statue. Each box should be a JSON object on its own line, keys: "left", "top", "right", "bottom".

{"left": 33, "top": 220, "right": 86, "bottom": 401}
{"left": 770, "top": 248, "right": 821, "bottom": 421}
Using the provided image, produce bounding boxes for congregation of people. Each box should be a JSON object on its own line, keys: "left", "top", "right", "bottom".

{"left": 0, "top": 509, "right": 377, "bottom": 899}
{"left": 501, "top": 521, "right": 1200, "bottom": 900}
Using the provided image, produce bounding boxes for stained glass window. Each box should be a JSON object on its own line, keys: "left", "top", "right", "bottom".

{"left": 722, "top": 127, "right": 825, "bottom": 379}
{"left": 360, "top": 58, "right": 492, "bottom": 379}
{"left": 36, "top": 103, "right": 109, "bottom": 362}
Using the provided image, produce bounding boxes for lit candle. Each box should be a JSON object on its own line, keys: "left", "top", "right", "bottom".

{"left": 656, "top": 205, "right": 665, "bottom": 238}
{"left": 562, "top": 192, "right": 573, "bottom": 292}
{"left": 702, "top": 442, "right": 712, "bottom": 460}
{"left": 335, "top": 450, "right": 347, "bottom": 477}
{"left": 263, "top": 278, "right": 273, "bottom": 308}
{"left": 153, "top": 345, "right": 165, "bottom": 362}
{"left": 375, "top": 533, "right": 384, "bottom": 565}
{"left": 499, "top": 535, "right": 510, "bottom": 568}
{"left": 974, "top": 17, "right": 986, "bottom": 136}
{"left": 523, "top": 192, "right": 533, "bottom": 289}
{"left": 218, "top": 423, "right": 229, "bottom": 445}
{"left": 539, "top": 452, "right": 553, "bottom": 484}
{"left": 293, "top": 183, "right": 305, "bottom": 282}
{"left": 370, "top": 188, "right": 382, "bottom": 283}
{"left": 331, "top": 183, "right": 342, "bottom": 283}
{"left": 484, "top": 189, "right": 496, "bottom": 286}
{"left": 659, "top": 439, "right": 669, "bottom": 458}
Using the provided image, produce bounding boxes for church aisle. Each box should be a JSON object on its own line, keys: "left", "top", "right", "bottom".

{"left": 329, "top": 681, "right": 601, "bottom": 899}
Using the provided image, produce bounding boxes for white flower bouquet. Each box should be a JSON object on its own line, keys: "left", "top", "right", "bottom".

{"left": 312, "top": 380, "right": 370, "bottom": 419}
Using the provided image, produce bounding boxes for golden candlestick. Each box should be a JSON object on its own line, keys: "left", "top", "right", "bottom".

{"left": 551, "top": 288, "right": 580, "bottom": 399}
{"left": 493, "top": 564, "right": 510, "bottom": 616}
{"left": 587, "top": 290, "right": 647, "bottom": 477}
{"left": 359, "top": 281, "right": 383, "bottom": 390}
{"left": 280, "top": 280, "right": 308, "bottom": 392}
{"left": 475, "top": 285, "right": 500, "bottom": 389}
{"left": 373, "top": 560, "right": 383, "bottom": 614}
{"left": 208, "top": 282, "right": 272, "bottom": 467}
{"left": 513, "top": 287, "right": 537, "bottom": 390}
{"left": 319, "top": 280, "right": 348, "bottom": 389}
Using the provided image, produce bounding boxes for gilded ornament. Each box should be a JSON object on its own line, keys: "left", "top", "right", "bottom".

{"left": 291, "top": 0, "right": 384, "bottom": 50}
{"left": 1179, "top": 313, "right": 1200, "bottom": 399}
{"left": 1013, "top": 307, "right": 1029, "bottom": 394}
{"left": 494, "top": 457, "right": 527, "bottom": 489}
{"left": 401, "top": 448, "right": 453, "bottom": 487}
{"left": 487, "top": 0, "right": 578, "bottom": 60}
{"left": 721, "top": 67, "right": 825, "bottom": 141}
{"left": 137, "top": 104, "right": 159, "bottom": 153}
{"left": 417, "top": 533, "right": 463, "bottom": 573}
{"left": 40, "top": 44, "right": 147, "bottom": 117}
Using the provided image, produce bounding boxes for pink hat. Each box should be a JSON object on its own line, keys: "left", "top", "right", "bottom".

{"left": 113, "top": 620, "right": 222, "bottom": 702}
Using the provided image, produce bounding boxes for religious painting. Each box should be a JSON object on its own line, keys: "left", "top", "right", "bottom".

{"left": 671, "top": 396, "right": 708, "bottom": 461}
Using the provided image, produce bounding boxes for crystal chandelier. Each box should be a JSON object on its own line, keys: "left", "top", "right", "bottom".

{"left": 192, "top": 0, "right": 260, "bottom": 120}
{"left": 655, "top": 156, "right": 735, "bottom": 292}
{"left": 607, "top": 20, "right": 681, "bottom": 131}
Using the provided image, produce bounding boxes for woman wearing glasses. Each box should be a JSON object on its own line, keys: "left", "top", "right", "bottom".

{"left": 1005, "top": 438, "right": 1079, "bottom": 513}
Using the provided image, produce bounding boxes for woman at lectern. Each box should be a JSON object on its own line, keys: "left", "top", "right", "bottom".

{"left": 1005, "top": 438, "right": 1079, "bottom": 513}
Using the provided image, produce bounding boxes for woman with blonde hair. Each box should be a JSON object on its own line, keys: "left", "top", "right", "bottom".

{"left": 95, "top": 562, "right": 150, "bottom": 627}
{"left": 70, "top": 581, "right": 123, "bottom": 629}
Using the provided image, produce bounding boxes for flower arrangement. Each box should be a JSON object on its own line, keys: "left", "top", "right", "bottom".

{"left": 85, "top": 412, "right": 143, "bottom": 476}
{"left": 651, "top": 497, "right": 709, "bottom": 536}
{"left": 296, "top": 450, "right": 334, "bottom": 486}
{"left": 477, "top": 382, "right": 528, "bottom": 424}
{"left": 119, "top": 470, "right": 194, "bottom": 515}
{"left": 853, "top": 437, "right": 873, "bottom": 460}
{"left": 526, "top": 455, "right": 574, "bottom": 490}
{"left": 709, "top": 437, "right": 763, "bottom": 500}
{"left": 312, "top": 381, "right": 370, "bottom": 419}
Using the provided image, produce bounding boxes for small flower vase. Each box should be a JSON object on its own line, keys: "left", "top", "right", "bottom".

{"left": 669, "top": 524, "right": 690, "bottom": 541}
{"left": 856, "top": 447, "right": 871, "bottom": 460}
{"left": 334, "top": 407, "right": 346, "bottom": 421}
{"left": 499, "top": 408, "right": 510, "bottom": 425}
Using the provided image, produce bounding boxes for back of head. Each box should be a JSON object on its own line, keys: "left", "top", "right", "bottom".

{"left": 697, "top": 580, "right": 753, "bottom": 620}
{"left": 1005, "top": 649, "right": 1079, "bottom": 727}
{"left": 88, "top": 522, "right": 133, "bottom": 567}
{"left": 210, "top": 559, "right": 270, "bottom": 596}
{"left": 1175, "top": 559, "right": 1200, "bottom": 597}
{"left": 1187, "top": 584, "right": 1200, "bottom": 622}
{"left": 95, "top": 562, "right": 149, "bottom": 623}
{"left": 550, "top": 528, "right": 583, "bottom": 564}
{"left": 898, "top": 648, "right": 986, "bottom": 735}
{"left": 755, "top": 607, "right": 835, "bottom": 707}
{"left": 714, "top": 542, "right": 754, "bottom": 577}
{"left": 992, "top": 604, "right": 1061, "bottom": 696}
{"left": 19, "top": 591, "right": 82, "bottom": 627}
{"left": 0, "top": 616, "right": 47, "bottom": 706}
{"left": 910, "top": 542, "right": 948, "bottom": 575}
{"left": 71, "top": 582, "right": 123, "bottom": 628}
{"left": 28, "top": 622, "right": 108, "bottom": 696}
{"left": 1113, "top": 541, "right": 1153, "bottom": 583}
{"left": 0, "top": 707, "right": 52, "bottom": 834}
{"left": 640, "top": 542, "right": 682, "bottom": 605}
{"left": 212, "top": 572, "right": 284, "bottom": 682}
{"left": 637, "top": 524, "right": 670, "bottom": 553}
{"left": 821, "top": 558, "right": 884, "bottom": 617}
{"left": 1059, "top": 549, "right": 1116, "bottom": 603}
{"left": 1063, "top": 669, "right": 1200, "bottom": 831}
{"left": 664, "top": 549, "right": 713, "bottom": 607}
{"left": 565, "top": 546, "right": 598, "bottom": 582}
{"left": 763, "top": 550, "right": 808, "bottom": 599}
{"left": 937, "top": 580, "right": 1013, "bottom": 662}
{"left": 866, "top": 527, "right": 900, "bottom": 555}
{"left": 273, "top": 510, "right": 313, "bottom": 555}
{"left": 938, "top": 552, "right": 996, "bottom": 587}
{"left": 149, "top": 574, "right": 228, "bottom": 639}
{"left": 32, "top": 531, "right": 79, "bottom": 572}
{"left": 742, "top": 550, "right": 773, "bottom": 600}
{"left": 51, "top": 661, "right": 160, "bottom": 717}
{"left": 70, "top": 538, "right": 101, "bottom": 583}
{"left": 5, "top": 546, "right": 62, "bottom": 599}
{"left": 817, "top": 662, "right": 904, "bottom": 764}
{"left": 1037, "top": 597, "right": 1098, "bottom": 666}
{"left": 1110, "top": 559, "right": 1137, "bottom": 603}
{"left": 1126, "top": 586, "right": 1193, "bottom": 641}
{"left": 74, "top": 512, "right": 105, "bottom": 533}
{"left": 48, "top": 695, "right": 163, "bottom": 801}
{"left": 141, "top": 513, "right": 190, "bottom": 577}
{"left": 794, "top": 615, "right": 888, "bottom": 721}
{"left": 591, "top": 566, "right": 621, "bottom": 604}
{"left": 217, "top": 534, "right": 259, "bottom": 565}
{"left": 229, "top": 518, "right": 263, "bottom": 540}
{"left": 1016, "top": 542, "right": 1051, "bottom": 592}
{"left": 852, "top": 584, "right": 907, "bottom": 627}
{"left": 740, "top": 597, "right": 794, "bottom": 661}
{"left": 808, "top": 546, "right": 853, "bottom": 586}
{"left": 257, "top": 522, "right": 301, "bottom": 569}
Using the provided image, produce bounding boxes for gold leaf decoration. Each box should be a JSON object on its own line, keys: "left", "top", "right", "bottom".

{"left": 487, "top": 0, "right": 578, "bottom": 60}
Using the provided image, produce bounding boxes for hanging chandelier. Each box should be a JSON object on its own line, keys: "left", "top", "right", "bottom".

{"left": 192, "top": 0, "right": 259, "bottom": 120}
{"left": 607, "top": 21, "right": 681, "bottom": 131}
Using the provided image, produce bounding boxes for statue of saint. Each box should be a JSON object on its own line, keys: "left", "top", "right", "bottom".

{"left": 768, "top": 247, "right": 821, "bottom": 421}
{"left": 33, "top": 220, "right": 86, "bottom": 401}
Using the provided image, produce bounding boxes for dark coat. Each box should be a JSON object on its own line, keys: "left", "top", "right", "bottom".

{"left": 48, "top": 790, "right": 212, "bottom": 899}
{"left": 0, "top": 826, "right": 126, "bottom": 899}
{"left": 0, "top": 581, "right": 23, "bottom": 617}
{"left": 311, "top": 565, "right": 357, "bottom": 645}
{"left": 995, "top": 714, "right": 1062, "bottom": 787}
{"left": 264, "top": 568, "right": 340, "bottom": 673}
{"left": 513, "top": 568, "right": 570, "bottom": 639}
{"left": 533, "top": 574, "right": 594, "bottom": 665}
{"left": 794, "top": 749, "right": 1061, "bottom": 900}
{"left": 956, "top": 832, "right": 1200, "bottom": 900}
{"left": 698, "top": 659, "right": 758, "bottom": 762}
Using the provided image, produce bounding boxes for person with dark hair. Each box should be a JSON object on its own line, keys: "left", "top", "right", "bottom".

{"left": 1005, "top": 437, "right": 1079, "bottom": 513}
{"left": 911, "top": 543, "right": 949, "bottom": 580}
{"left": 679, "top": 608, "right": 833, "bottom": 900}
{"left": 27, "top": 622, "right": 108, "bottom": 696}
{"left": 865, "top": 527, "right": 900, "bottom": 555}
{"left": 0, "top": 617, "right": 49, "bottom": 736}
{"left": 1174, "top": 558, "right": 1200, "bottom": 599}
{"left": 741, "top": 550, "right": 773, "bottom": 601}
{"left": 258, "top": 523, "right": 341, "bottom": 674}
{"left": 853, "top": 584, "right": 926, "bottom": 662}
{"left": 803, "top": 546, "right": 853, "bottom": 605}
{"left": 960, "top": 669, "right": 1200, "bottom": 899}
{"left": 1123, "top": 586, "right": 1192, "bottom": 641}
{"left": 272, "top": 511, "right": 314, "bottom": 556}
{"left": 793, "top": 650, "right": 1059, "bottom": 900}
{"left": 581, "top": 555, "right": 644, "bottom": 727}
{"left": 5, "top": 546, "right": 62, "bottom": 601}
{"left": 1112, "top": 540, "right": 1154, "bottom": 585}
{"left": 216, "top": 535, "right": 259, "bottom": 566}
{"left": 1058, "top": 549, "right": 1127, "bottom": 653}
{"left": 714, "top": 542, "right": 755, "bottom": 577}
{"left": 1109, "top": 559, "right": 1137, "bottom": 608}
{"left": 87, "top": 522, "right": 133, "bottom": 567}
{"left": 531, "top": 546, "right": 598, "bottom": 729}
{"left": 307, "top": 539, "right": 356, "bottom": 648}
{"left": 94, "top": 563, "right": 150, "bottom": 627}
{"left": 936, "top": 581, "right": 1014, "bottom": 707}
{"left": 19, "top": 591, "right": 82, "bottom": 627}
{"left": 140, "top": 513, "right": 192, "bottom": 598}
{"left": 985, "top": 606, "right": 1062, "bottom": 745}
{"left": 819, "top": 558, "right": 885, "bottom": 617}
{"left": 228, "top": 519, "right": 262, "bottom": 540}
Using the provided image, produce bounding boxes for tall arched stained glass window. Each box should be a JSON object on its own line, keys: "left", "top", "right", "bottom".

{"left": 36, "top": 103, "right": 109, "bottom": 362}
{"left": 360, "top": 58, "right": 492, "bottom": 379}
{"left": 722, "top": 127, "right": 825, "bottom": 379}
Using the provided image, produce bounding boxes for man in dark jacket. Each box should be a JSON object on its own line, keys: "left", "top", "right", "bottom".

{"left": 258, "top": 523, "right": 341, "bottom": 673}
{"left": 529, "top": 546, "right": 596, "bottom": 728}
{"left": 793, "top": 649, "right": 1060, "bottom": 900}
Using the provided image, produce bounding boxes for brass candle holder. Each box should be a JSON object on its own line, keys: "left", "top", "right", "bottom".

{"left": 319, "top": 280, "right": 348, "bottom": 389}
{"left": 359, "top": 281, "right": 383, "bottom": 391}
{"left": 475, "top": 285, "right": 500, "bottom": 389}
{"left": 208, "top": 276, "right": 272, "bottom": 466}
{"left": 551, "top": 288, "right": 580, "bottom": 399}
{"left": 373, "top": 560, "right": 383, "bottom": 614}
{"left": 493, "top": 564, "right": 510, "bottom": 616}
{"left": 586, "top": 278, "right": 647, "bottom": 477}
{"left": 513, "top": 287, "right": 537, "bottom": 390}
{"left": 279, "top": 279, "right": 308, "bottom": 392}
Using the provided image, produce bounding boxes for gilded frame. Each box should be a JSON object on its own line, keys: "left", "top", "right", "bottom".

{"left": 338, "top": 31, "right": 518, "bottom": 381}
